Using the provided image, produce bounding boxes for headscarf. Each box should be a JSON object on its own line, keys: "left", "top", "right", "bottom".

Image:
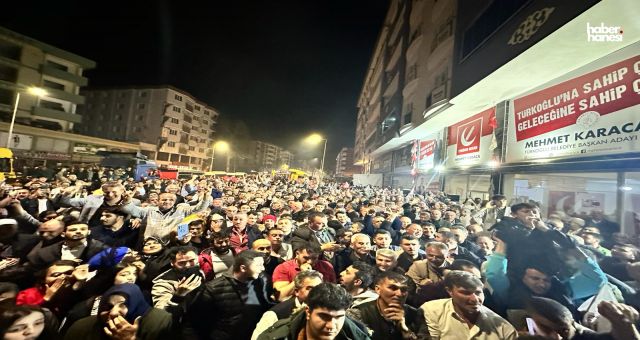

{"left": 98, "top": 283, "right": 150, "bottom": 323}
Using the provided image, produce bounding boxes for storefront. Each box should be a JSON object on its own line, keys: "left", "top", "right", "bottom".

{"left": 499, "top": 43, "right": 640, "bottom": 233}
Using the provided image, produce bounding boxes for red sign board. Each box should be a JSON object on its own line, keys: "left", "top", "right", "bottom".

{"left": 513, "top": 55, "right": 640, "bottom": 142}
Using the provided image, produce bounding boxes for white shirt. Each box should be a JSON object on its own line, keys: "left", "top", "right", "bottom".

{"left": 60, "top": 240, "right": 88, "bottom": 261}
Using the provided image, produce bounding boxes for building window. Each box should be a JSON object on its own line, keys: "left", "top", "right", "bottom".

{"left": 168, "top": 142, "right": 176, "bottom": 147}
{"left": 117, "top": 103, "right": 125, "bottom": 109}
{"left": 189, "top": 146, "right": 195, "bottom": 151}
{"left": 135, "top": 115, "right": 144, "bottom": 121}
{"left": 170, "top": 118, "right": 179, "bottom": 124}
{"left": 139, "top": 91, "right": 148, "bottom": 98}
{"left": 172, "top": 107, "right": 181, "bottom": 113}
{"left": 174, "top": 94, "right": 183, "bottom": 101}
{"left": 43, "top": 79, "right": 65, "bottom": 91}
{"left": 203, "top": 110, "right": 210, "bottom": 116}
{"left": 194, "top": 105, "right": 201, "bottom": 111}
{"left": 45, "top": 60, "right": 69, "bottom": 72}
{"left": 199, "top": 148, "right": 204, "bottom": 153}
{"left": 169, "top": 129, "right": 178, "bottom": 135}
{"left": 133, "top": 127, "right": 142, "bottom": 132}
{"left": 137, "top": 103, "right": 146, "bottom": 110}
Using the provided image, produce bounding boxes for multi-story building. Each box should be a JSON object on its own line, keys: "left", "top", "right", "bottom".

{"left": 250, "top": 140, "right": 294, "bottom": 171}
{"left": 0, "top": 26, "right": 95, "bottom": 132}
{"left": 77, "top": 86, "right": 219, "bottom": 169}
{"left": 335, "top": 147, "right": 359, "bottom": 177}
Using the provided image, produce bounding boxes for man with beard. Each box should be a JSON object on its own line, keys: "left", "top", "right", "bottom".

{"left": 252, "top": 270, "right": 323, "bottom": 340}
{"left": 421, "top": 271, "right": 517, "bottom": 339}
{"left": 89, "top": 209, "right": 138, "bottom": 248}
{"left": 198, "top": 229, "right": 235, "bottom": 280}
{"left": 338, "top": 261, "right": 378, "bottom": 307}
{"left": 191, "top": 250, "right": 274, "bottom": 340}
{"left": 348, "top": 271, "right": 428, "bottom": 340}
{"left": 252, "top": 238, "right": 284, "bottom": 280}
{"left": 26, "top": 220, "right": 106, "bottom": 271}
{"left": 151, "top": 246, "right": 203, "bottom": 310}
{"left": 258, "top": 283, "right": 369, "bottom": 340}
{"left": 406, "top": 241, "right": 449, "bottom": 288}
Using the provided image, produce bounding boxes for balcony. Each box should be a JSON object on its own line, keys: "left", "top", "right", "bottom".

{"left": 382, "top": 70, "right": 399, "bottom": 98}
{"left": 32, "top": 106, "right": 82, "bottom": 123}
{"left": 40, "top": 64, "right": 88, "bottom": 86}
{"left": 406, "top": 29, "right": 422, "bottom": 63}
{"left": 43, "top": 87, "right": 85, "bottom": 104}
{"left": 385, "top": 37, "right": 403, "bottom": 72}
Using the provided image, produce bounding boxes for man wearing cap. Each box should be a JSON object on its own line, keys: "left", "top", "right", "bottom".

{"left": 473, "top": 194, "right": 509, "bottom": 229}
{"left": 579, "top": 229, "right": 611, "bottom": 256}
{"left": 262, "top": 214, "right": 277, "bottom": 231}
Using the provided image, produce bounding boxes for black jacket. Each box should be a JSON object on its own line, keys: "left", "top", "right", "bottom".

{"left": 334, "top": 248, "right": 375, "bottom": 276}
{"left": 290, "top": 225, "right": 336, "bottom": 252}
{"left": 258, "top": 310, "right": 371, "bottom": 340}
{"left": 350, "top": 300, "right": 427, "bottom": 340}
{"left": 26, "top": 238, "right": 108, "bottom": 270}
{"left": 190, "top": 272, "right": 275, "bottom": 340}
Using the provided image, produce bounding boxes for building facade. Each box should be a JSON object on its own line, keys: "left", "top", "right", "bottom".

{"left": 77, "top": 86, "right": 219, "bottom": 169}
{"left": 335, "top": 147, "right": 359, "bottom": 177}
{"left": 356, "top": 0, "right": 640, "bottom": 234}
{"left": 249, "top": 140, "right": 294, "bottom": 171}
{"left": 0, "top": 26, "right": 95, "bottom": 133}
{"left": 354, "top": 0, "right": 455, "bottom": 188}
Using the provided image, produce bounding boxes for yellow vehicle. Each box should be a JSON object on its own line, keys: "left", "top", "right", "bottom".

{"left": 0, "top": 148, "right": 15, "bottom": 181}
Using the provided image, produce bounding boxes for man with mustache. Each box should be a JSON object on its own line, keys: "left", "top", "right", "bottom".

{"left": 347, "top": 271, "right": 427, "bottom": 339}
{"left": 421, "top": 271, "right": 517, "bottom": 339}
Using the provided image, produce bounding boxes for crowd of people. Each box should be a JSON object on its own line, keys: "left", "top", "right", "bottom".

{"left": 1, "top": 167, "right": 640, "bottom": 339}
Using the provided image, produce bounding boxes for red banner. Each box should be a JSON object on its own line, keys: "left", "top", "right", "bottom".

{"left": 447, "top": 107, "right": 495, "bottom": 153}
{"left": 513, "top": 55, "right": 640, "bottom": 141}
{"left": 420, "top": 140, "right": 435, "bottom": 159}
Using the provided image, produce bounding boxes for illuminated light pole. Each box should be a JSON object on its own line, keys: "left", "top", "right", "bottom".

{"left": 305, "top": 133, "right": 327, "bottom": 183}
{"left": 7, "top": 87, "right": 48, "bottom": 148}
{"left": 209, "top": 140, "right": 229, "bottom": 172}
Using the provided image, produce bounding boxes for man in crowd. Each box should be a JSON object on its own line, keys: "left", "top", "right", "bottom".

{"left": 258, "top": 283, "right": 370, "bottom": 340}
{"left": 272, "top": 245, "right": 336, "bottom": 300}
{"left": 348, "top": 270, "right": 428, "bottom": 339}
{"left": 252, "top": 238, "right": 284, "bottom": 280}
{"left": 291, "top": 211, "right": 342, "bottom": 261}
{"left": 397, "top": 235, "right": 426, "bottom": 272}
{"left": 406, "top": 241, "right": 449, "bottom": 287}
{"left": 334, "top": 233, "right": 375, "bottom": 275}
{"left": 198, "top": 229, "right": 235, "bottom": 280}
{"left": 191, "top": 250, "right": 274, "bottom": 340}
{"left": 338, "top": 261, "right": 378, "bottom": 307}
{"left": 267, "top": 226, "right": 293, "bottom": 260}
{"left": 421, "top": 270, "right": 518, "bottom": 339}
{"left": 252, "top": 270, "right": 324, "bottom": 340}
{"left": 151, "top": 246, "right": 203, "bottom": 310}
{"left": 89, "top": 209, "right": 138, "bottom": 248}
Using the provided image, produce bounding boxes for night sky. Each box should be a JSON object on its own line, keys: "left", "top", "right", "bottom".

{"left": 1, "top": 0, "right": 388, "bottom": 169}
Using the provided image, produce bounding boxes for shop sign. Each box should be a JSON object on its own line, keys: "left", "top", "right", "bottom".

{"left": 445, "top": 107, "right": 497, "bottom": 168}
{"left": 14, "top": 151, "right": 71, "bottom": 160}
{"left": 413, "top": 133, "right": 439, "bottom": 171}
{"left": 73, "top": 143, "right": 107, "bottom": 155}
{"left": 506, "top": 55, "right": 640, "bottom": 162}
{"left": 0, "top": 132, "right": 33, "bottom": 150}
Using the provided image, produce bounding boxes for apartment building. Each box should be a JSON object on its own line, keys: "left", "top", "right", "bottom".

{"left": 77, "top": 86, "right": 219, "bottom": 169}
{"left": 335, "top": 147, "right": 359, "bottom": 177}
{"left": 355, "top": 0, "right": 456, "bottom": 187}
{"left": 0, "top": 26, "right": 95, "bottom": 133}
{"left": 250, "top": 140, "right": 294, "bottom": 171}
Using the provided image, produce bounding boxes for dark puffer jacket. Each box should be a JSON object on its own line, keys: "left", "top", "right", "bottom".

{"left": 189, "top": 271, "right": 275, "bottom": 340}
{"left": 258, "top": 310, "right": 371, "bottom": 340}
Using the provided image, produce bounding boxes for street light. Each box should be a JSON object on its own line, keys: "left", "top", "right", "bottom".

{"left": 304, "top": 133, "right": 327, "bottom": 182}
{"left": 209, "top": 140, "right": 229, "bottom": 172}
{"left": 7, "top": 87, "right": 48, "bottom": 148}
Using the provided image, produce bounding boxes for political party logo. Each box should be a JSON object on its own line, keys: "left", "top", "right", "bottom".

{"left": 456, "top": 118, "right": 482, "bottom": 155}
